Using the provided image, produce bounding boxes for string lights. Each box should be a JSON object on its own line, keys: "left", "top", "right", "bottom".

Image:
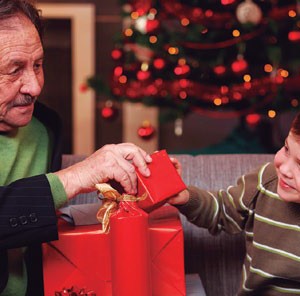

{"left": 86, "top": 0, "right": 300, "bottom": 130}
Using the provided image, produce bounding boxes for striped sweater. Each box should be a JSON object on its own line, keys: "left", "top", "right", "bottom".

{"left": 177, "top": 162, "right": 300, "bottom": 295}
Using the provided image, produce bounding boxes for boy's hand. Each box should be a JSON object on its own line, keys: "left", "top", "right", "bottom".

{"left": 168, "top": 157, "right": 190, "bottom": 205}
{"left": 170, "top": 157, "right": 182, "bottom": 175}
{"left": 168, "top": 189, "right": 190, "bottom": 205}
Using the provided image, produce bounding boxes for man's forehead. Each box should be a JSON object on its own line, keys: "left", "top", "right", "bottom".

{"left": 0, "top": 13, "right": 42, "bottom": 55}
{"left": 0, "top": 13, "right": 34, "bottom": 32}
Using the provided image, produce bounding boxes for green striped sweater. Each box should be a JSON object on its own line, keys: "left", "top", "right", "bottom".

{"left": 179, "top": 162, "right": 300, "bottom": 295}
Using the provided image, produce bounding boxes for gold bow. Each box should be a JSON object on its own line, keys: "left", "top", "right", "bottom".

{"left": 95, "top": 183, "right": 146, "bottom": 233}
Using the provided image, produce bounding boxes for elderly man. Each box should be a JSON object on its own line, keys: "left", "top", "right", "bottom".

{"left": 0, "top": 1, "right": 152, "bottom": 295}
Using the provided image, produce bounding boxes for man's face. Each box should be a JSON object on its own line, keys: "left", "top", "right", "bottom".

{"left": 0, "top": 14, "right": 44, "bottom": 132}
{"left": 274, "top": 132, "right": 300, "bottom": 203}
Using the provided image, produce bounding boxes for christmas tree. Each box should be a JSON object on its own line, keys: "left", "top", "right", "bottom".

{"left": 87, "top": 0, "right": 300, "bottom": 152}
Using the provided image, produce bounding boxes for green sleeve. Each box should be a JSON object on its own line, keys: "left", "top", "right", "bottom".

{"left": 46, "top": 173, "right": 68, "bottom": 209}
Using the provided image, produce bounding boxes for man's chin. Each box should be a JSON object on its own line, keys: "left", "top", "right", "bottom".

{"left": 0, "top": 113, "right": 34, "bottom": 131}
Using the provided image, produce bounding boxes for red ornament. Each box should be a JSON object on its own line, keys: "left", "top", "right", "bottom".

{"left": 275, "top": 75, "right": 284, "bottom": 84}
{"left": 145, "top": 84, "right": 158, "bottom": 96}
{"left": 114, "top": 66, "right": 123, "bottom": 77}
{"left": 146, "top": 19, "right": 159, "bottom": 33}
{"left": 101, "top": 107, "right": 114, "bottom": 119}
{"left": 192, "top": 8, "right": 203, "bottom": 18}
{"left": 246, "top": 113, "right": 261, "bottom": 126}
{"left": 100, "top": 101, "right": 118, "bottom": 120}
{"left": 232, "top": 92, "right": 242, "bottom": 100}
{"left": 221, "top": 0, "right": 236, "bottom": 5}
{"left": 137, "top": 121, "right": 155, "bottom": 140}
{"left": 153, "top": 58, "right": 166, "bottom": 70}
{"left": 131, "top": 0, "right": 151, "bottom": 16}
{"left": 137, "top": 70, "right": 151, "bottom": 81}
{"left": 135, "top": 16, "right": 159, "bottom": 34}
{"left": 288, "top": 31, "right": 300, "bottom": 42}
{"left": 111, "top": 49, "right": 122, "bottom": 60}
{"left": 79, "top": 83, "right": 88, "bottom": 93}
{"left": 231, "top": 58, "right": 248, "bottom": 73}
{"left": 213, "top": 65, "right": 226, "bottom": 75}
{"left": 174, "top": 64, "right": 190, "bottom": 76}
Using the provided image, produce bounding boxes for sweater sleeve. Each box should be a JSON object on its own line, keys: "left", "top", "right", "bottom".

{"left": 46, "top": 173, "right": 68, "bottom": 209}
{"left": 175, "top": 166, "right": 263, "bottom": 235}
{"left": 0, "top": 175, "right": 58, "bottom": 249}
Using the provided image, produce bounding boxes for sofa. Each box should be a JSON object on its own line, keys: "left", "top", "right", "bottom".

{"left": 62, "top": 153, "right": 275, "bottom": 296}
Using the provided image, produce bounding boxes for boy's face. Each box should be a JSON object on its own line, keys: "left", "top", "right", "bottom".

{"left": 274, "top": 132, "right": 300, "bottom": 203}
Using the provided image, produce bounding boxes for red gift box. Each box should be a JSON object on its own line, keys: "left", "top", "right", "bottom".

{"left": 149, "top": 206, "right": 186, "bottom": 295}
{"left": 136, "top": 150, "right": 187, "bottom": 212}
{"left": 43, "top": 206, "right": 186, "bottom": 296}
{"left": 42, "top": 220, "right": 112, "bottom": 296}
{"left": 110, "top": 201, "right": 152, "bottom": 296}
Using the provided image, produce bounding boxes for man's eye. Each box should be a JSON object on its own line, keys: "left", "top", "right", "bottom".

{"left": 9, "top": 68, "right": 20, "bottom": 75}
{"left": 34, "top": 62, "right": 43, "bottom": 71}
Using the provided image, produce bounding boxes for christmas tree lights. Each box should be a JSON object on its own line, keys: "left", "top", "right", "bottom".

{"left": 86, "top": 0, "right": 300, "bottom": 125}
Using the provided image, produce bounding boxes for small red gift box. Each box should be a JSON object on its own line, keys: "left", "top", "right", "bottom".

{"left": 136, "top": 150, "right": 187, "bottom": 212}
{"left": 43, "top": 206, "right": 186, "bottom": 296}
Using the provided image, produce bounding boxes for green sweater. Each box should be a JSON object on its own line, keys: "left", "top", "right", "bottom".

{"left": 0, "top": 117, "right": 67, "bottom": 296}
{"left": 177, "top": 162, "right": 300, "bottom": 295}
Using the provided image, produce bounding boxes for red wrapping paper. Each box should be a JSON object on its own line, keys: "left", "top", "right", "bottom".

{"left": 43, "top": 206, "right": 186, "bottom": 295}
{"left": 110, "top": 201, "right": 151, "bottom": 296}
{"left": 149, "top": 206, "right": 186, "bottom": 295}
{"left": 136, "top": 150, "right": 187, "bottom": 212}
{"left": 43, "top": 220, "right": 112, "bottom": 296}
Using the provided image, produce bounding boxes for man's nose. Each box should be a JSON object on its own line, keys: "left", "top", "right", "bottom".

{"left": 20, "top": 70, "right": 43, "bottom": 97}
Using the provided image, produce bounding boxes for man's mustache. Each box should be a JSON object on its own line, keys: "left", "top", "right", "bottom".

{"left": 11, "top": 95, "right": 37, "bottom": 107}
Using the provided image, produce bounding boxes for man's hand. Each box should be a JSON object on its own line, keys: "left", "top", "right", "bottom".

{"left": 54, "top": 143, "right": 152, "bottom": 199}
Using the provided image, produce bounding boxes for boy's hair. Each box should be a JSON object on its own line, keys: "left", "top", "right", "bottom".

{"left": 291, "top": 113, "right": 300, "bottom": 137}
{"left": 0, "top": 0, "right": 43, "bottom": 41}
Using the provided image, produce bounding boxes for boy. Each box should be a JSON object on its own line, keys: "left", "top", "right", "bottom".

{"left": 169, "top": 113, "right": 300, "bottom": 295}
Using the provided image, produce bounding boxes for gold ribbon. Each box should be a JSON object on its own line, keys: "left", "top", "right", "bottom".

{"left": 95, "top": 183, "right": 146, "bottom": 233}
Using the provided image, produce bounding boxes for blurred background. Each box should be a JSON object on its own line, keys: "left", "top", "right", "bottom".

{"left": 37, "top": 0, "right": 300, "bottom": 155}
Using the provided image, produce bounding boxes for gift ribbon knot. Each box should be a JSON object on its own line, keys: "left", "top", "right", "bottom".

{"left": 95, "top": 183, "right": 146, "bottom": 233}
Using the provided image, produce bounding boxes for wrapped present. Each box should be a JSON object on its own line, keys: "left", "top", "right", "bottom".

{"left": 94, "top": 184, "right": 152, "bottom": 295}
{"left": 110, "top": 201, "right": 152, "bottom": 296}
{"left": 136, "top": 149, "right": 187, "bottom": 212}
{"left": 43, "top": 220, "right": 112, "bottom": 296}
{"left": 43, "top": 204, "right": 186, "bottom": 295}
{"left": 149, "top": 206, "right": 186, "bottom": 295}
